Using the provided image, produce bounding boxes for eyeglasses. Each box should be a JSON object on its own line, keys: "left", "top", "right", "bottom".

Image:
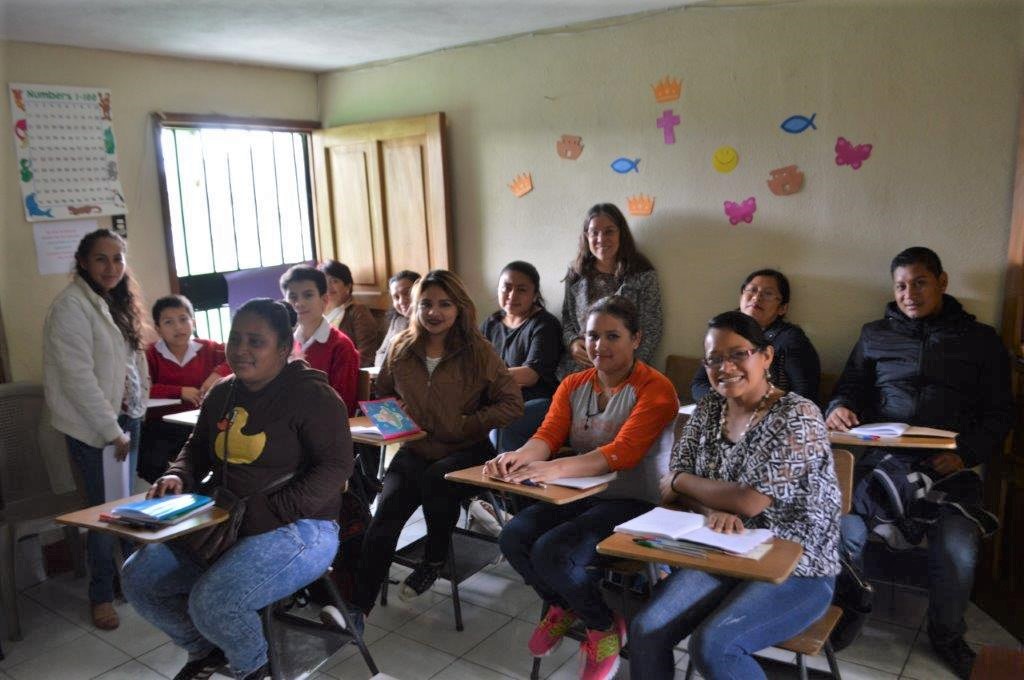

{"left": 742, "top": 286, "right": 781, "bottom": 302}
{"left": 702, "top": 348, "right": 761, "bottom": 369}
{"left": 586, "top": 227, "right": 618, "bottom": 239}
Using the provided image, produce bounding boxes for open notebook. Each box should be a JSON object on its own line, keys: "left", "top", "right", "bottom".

{"left": 848, "top": 422, "right": 957, "bottom": 438}
{"left": 614, "top": 507, "right": 774, "bottom": 556}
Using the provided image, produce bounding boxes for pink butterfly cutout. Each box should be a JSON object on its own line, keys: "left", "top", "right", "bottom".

{"left": 835, "top": 137, "right": 872, "bottom": 170}
{"left": 724, "top": 197, "right": 757, "bottom": 225}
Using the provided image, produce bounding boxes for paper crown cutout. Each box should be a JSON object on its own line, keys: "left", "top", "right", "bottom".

{"left": 627, "top": 194, "right": 655, "bottom": 216}
{"left": 556, "top": 134, "right": 583, "bottom": 160}
{"left": 652, "top": 76, "right": 682, "bottom": 103}
{"left": 509, "top": 172, "right": 533, "bottom": 197}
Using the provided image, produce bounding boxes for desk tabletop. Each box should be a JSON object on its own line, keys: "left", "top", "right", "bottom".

{"left": 828, "top": 431, "right": 957, "bottom": 450}
{"left": 595, "top": 532, "right": 803, "bottom": 584}
{"left": 445, "top": 464, "right": 609, "bottom": 505}
{"left": 163, "top": 409, "right": 200, "bottom": 427}
{"left": 349, "top": 416, "right": 427, "bottom": 446}
{"left": 56, "top": 493, "right": 229, "bottom": 544}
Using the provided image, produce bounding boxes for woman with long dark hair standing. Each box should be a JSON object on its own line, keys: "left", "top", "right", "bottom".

{"left": 43, "top": 228, "right": 149, "bottom": 630}
{"left": 560, "top": 203, "right": 663, "bottom": 377}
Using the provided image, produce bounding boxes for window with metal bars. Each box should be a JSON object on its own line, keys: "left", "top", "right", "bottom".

{"left": 153, "top": 114, "right": 319, "bottom": 342}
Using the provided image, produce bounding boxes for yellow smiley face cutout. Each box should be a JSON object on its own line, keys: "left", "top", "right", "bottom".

{"left": 713, "top": 146, "right": 739, "bottom": 173}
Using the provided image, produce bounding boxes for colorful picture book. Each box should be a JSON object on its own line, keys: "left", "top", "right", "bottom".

{"left": 103, "top": 493, "right": 214, "bottom": 528}
{"left": 357, "top": 397, "right": 422, "bottom": 440}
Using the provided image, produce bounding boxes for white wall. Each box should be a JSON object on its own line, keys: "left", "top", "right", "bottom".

{"left": 319, "top": 1, "right": 1023, "bottom": 373}
{"left": 1, "top": 41, "right": 318, "bottom": 381}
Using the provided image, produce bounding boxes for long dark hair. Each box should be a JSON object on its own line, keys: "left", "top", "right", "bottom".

{"left": 233, "top": 298, "right": 294, "bottom": 351}
{"left": 565, "top": 203, "right": 654, "bottom": 284}
{"left": 74, "top": 229, "right": 145, "bottom": 350}
{"left": 707, "top": 310, "right": 771, "bottom": 351}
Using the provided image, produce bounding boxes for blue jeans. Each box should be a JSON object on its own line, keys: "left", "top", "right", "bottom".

{"left": 840, "top": 510, "right": 978, "bottom": 641}
{"left": 123, "top": 519, "right": 338, "bottom": 678}
{"left": 499, "top": 496, "right": 652, "bottom": 630}
{"left": 490, "top": 398, "right": 551, "bottom": 453}
{"left": 629, "top": 569, "right": 835, "bottom": 680}
{"left": 65, "top": 414, "right": 141, "bottom": 603}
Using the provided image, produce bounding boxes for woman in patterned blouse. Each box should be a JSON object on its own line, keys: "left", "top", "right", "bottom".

{"left": 628, "top": 311, "right": 841, "bottom": 680}
{"left": 559, "top": 203, "right": 662, "bottom": 378}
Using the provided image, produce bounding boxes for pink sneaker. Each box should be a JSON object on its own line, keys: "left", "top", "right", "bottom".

{"left": 579, "top": 617, "right": 625, "bottom": 680}
{"left": 528, "top": 605, "right": 579, "bottom": 657}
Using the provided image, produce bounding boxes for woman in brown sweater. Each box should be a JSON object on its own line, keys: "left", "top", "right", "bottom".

{"left": 319, "top": 259, "right": 381, "bottom": 367}
{"left": 351, "top": 270, "right": 523, "bottom": 623}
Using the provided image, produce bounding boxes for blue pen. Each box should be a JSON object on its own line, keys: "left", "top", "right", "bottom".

{"left": 520, "top": 479, "right": 546, "bottom": 488}
{"left": 854, "top": 434, "right": 880, "bottom": 441}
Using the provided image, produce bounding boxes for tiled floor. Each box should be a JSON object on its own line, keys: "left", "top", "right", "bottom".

{"left": 1, "top": 511, "right": 1020, "bottom": 680}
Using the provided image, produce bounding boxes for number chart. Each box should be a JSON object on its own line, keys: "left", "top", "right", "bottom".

{"left": 9, "top": 83, "right": 128, "bottom": 222}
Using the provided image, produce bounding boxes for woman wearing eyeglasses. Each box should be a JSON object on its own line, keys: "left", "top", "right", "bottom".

{"left": 690, "top": 269, "right": 820, "bottom": 402}
{"left": 559, "top": 203, "right": 662, "bottom": 378}
{"left": 628, "top": 311, "right": 841, "bottom": 680}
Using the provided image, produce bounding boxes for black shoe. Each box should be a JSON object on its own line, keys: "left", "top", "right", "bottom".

{"left": 399, "top": 560, "right": 444, "bottom": 601}
{"left": 319, "top": 604, "right": 366, "bottom": 637}
{"left": 928, "top": 632, "right": 976, "bottom": 680}
{"left": 173, "top": 648, "right": 228, "bottom": 680}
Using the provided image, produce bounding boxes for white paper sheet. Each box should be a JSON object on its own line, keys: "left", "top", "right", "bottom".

{"left": 32, "top": 219, "right": 98, "bottom": 275}
{"left": 102, "top": 443, "right": 132, "bottom": 502}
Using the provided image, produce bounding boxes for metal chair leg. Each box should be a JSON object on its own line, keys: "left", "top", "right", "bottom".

{"left": 261, "top": 605, "right": 283, "bottom": 680}
{"left": 683, "top": 659, "right": 695, "bottom": 680}
{"left": 796, "top": 652, "right": 809, "bottom": 680}
{"left": 448, "top": 539, "right": 463, "bottom": 631}
{"left": 0, "top": 523, "right": 22, "bottom": 641}
{"left": 824, "top": 640, "right": 843, "bottom": 679}
{"left": 321, "top": 574, "right": 379, "bottom": 676}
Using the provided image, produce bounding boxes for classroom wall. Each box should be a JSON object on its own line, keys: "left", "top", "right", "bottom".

{"left": 319, "top": 0, "right": 1024, "bottom": 375}
{"left": 1, "top": 41, "right": 318, "bottom": 382}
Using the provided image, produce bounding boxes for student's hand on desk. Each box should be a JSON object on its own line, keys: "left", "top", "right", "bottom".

{"left": 927, "top": 452, "right": 965, "bottom": 476}
{"left": 199, "top": 372, "right": 224, "bottom": 400}
{"left": 484, "top": 450, "right": 531, "bottom": 478}
{"left": 569, "top": 340, "right": 593, "bottom": 367}
{"left": 825, "top": 406, "right": 860, "bottom": 431}
{"left": 504, "top": 459, "right": 563, "bottom": 485}
{"left": 147, "top": 475, "right": 183, "bottom": 499}
{"left": 706, "top": 511, "right": 745, "bottom": 534}
{"left": 180, "top": 386, "right": 202, "bottom": 406}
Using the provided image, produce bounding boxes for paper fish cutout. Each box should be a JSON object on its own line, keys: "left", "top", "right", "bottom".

{"left": 20, "top": 159, "right": 32, "bottom": 182}
{"left": 12, "top": 89, "right": 25, "bottom": 112}
{"left": 780, "top": 113, "right": 817, "bottom": 134}
{"left": 767, "top": 165, "right": 804, "bottom": 196}
{"left": 724, "top": 197, "right": 756, "bottom": 225}
{"left": 657, "top": 110, "right": 680, "bottom": 145}
{"left": 611, "top": 157, "right": 640, "bottom": 174}
{"left": 25, "top": 193, "right": 53, "bottom": 218}
{"left": 103, "top": 128, "right": 115, "bottom": 154}
{"left": 509, "top": 173, "right": 533, "bottom": 197}
{"left": 557, "top": 134, "right": 583, "bottom": 160}
{"left": 835, "top": 137, "right": 872, "bottom": 169}
{"left": 712, "top": 146, "right": 739, "bottom": 173}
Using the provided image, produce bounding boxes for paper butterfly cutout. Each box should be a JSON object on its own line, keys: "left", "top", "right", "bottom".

{"left": 835, "top": 137, "right": 872, "bottom": 170}
{"left": 724, "top": 197, "right": 757, "bottom": 225}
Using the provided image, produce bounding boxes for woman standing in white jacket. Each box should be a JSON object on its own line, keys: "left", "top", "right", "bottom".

{"left": 43, "top": 229, "right": 149, "bottom": 631}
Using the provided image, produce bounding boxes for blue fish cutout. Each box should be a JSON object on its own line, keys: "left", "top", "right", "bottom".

{"left": 780, "top": 113, "right": 817, "bottom": 134}
{"left": 610, "top": 157, "right": 640, "bottom": 174}
{"left": 25, "top": 193, "right": 53, "bottom": 218}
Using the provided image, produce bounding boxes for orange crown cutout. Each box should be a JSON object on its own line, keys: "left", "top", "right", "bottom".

{"left": 627, "top": 194, "right": 655, "bottom": 217}
{"left": 652, "top": 76, "right": 682, "bottom": 103}
{"left": 509, "top": 172, "right": 533, "bottom": 197}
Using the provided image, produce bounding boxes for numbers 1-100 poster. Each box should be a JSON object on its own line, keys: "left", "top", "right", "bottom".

{"left": 9, "top": 83, "right": 128, "bottom": 222}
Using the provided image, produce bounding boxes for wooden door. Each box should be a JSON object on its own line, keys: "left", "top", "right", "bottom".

{"left": 311, "top": 113, "right": 451, "bottom": 308}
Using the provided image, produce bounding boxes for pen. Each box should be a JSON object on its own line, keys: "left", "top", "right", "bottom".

{"left": 854, "top": 434, "right": 880, "bottom": 441}
{"left": 520, "top": 479, "right": 546, "bottom": 488}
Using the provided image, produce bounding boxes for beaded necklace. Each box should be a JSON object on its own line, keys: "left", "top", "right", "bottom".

{"left": 719, "top": 384, "right": 774, "bottom": 445}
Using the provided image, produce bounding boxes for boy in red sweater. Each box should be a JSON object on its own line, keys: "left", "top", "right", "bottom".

{"left": 141, "top": 295, "right": 232, "bottom": 482}
{"left": 280, "top": 265, "right": 360, "bottom": 415}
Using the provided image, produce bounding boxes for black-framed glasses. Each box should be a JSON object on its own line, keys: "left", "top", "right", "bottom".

{"left": 741, "top": 285, "right": 781, "bottom": 302}
{"left": 702, "top": 348, "right": 761, "bottom": 369}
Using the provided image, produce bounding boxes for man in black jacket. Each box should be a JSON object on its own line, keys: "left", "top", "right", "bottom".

{"left": 825, "top": 247, "right": 1013, "bottom": 680}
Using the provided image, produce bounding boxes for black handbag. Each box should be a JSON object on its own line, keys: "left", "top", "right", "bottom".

{"left": 829, "top": 550, "right": 875, "bottom": 651}
{"left": 177, "top": 382, "right": 292, "bottom": 565}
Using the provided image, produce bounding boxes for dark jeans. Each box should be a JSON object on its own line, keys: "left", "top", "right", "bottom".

{"left": 629, "top": 570, "right": 835, "bottom": 680}
{"left": 352, "top": 440, "right": 495, "bottom": 612}
{"left": 65, "top": 414, "right": 141, "bottom": 603}
{"left": 841, "top": 509, "right": 978, "bottom": 641}
{"left": 498, "top": 496, "right": 652, "bottom": 630}
{"left": 490, "top": 398, "right": 551, "bottom": 453}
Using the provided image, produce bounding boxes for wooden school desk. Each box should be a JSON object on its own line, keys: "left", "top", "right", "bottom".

{"left": 349, "top": 415, "right": 427, "bottom": 480}
{"left": 444, "top": 464, "right": 611, "bottom": 505}
{"left": 56, "top": 493, "right": 228, "bottom": 543}
{"left": 595, "top": 532, "right": 803, "bottom": 585}
{"left": 828, "top": 431, "right": 957, "bottom": 450}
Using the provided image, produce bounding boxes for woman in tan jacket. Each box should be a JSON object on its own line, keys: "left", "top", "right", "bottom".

{"left": 319, "top": 259, "right": 381, "bottom": 367}
{"left": 350, "top": 270, "right": 523, "bottom": 623}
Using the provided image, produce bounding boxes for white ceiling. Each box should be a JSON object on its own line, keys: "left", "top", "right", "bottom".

{"left": 0, "top": 1, "right": 711, "bottom": 73}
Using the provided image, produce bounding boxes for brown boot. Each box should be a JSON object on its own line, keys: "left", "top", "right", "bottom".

{"left": 91, "top": 601, "right": 119, "bottom": 630}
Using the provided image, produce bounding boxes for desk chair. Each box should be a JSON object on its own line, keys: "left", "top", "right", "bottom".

{"left": 681, "top": 448, "right": 854, "bottom": 680}
{"left": 263, "top": 569, "right": 379, "bottom": 679}
{"left": 664, "top": 354, "right": 702, "bottom": 404}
